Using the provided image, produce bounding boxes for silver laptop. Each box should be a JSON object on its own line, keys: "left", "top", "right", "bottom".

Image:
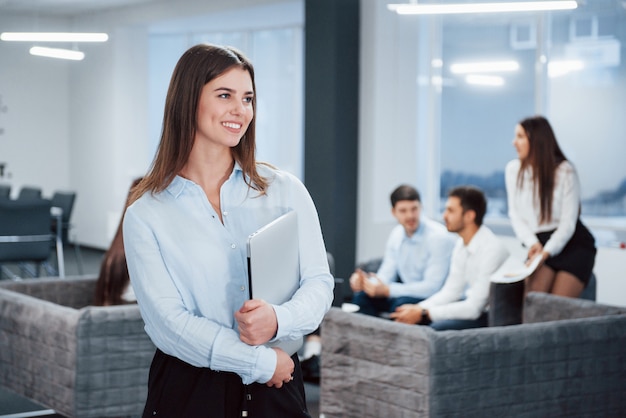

{"left": 247, "top": 210, "right": 302, "bottom": 355}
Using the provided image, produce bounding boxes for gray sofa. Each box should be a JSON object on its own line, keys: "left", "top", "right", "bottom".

{"left": 0, "top": 276, "right": 155, "bottom": 418}
{"left": 321, "top": 292, "right": 626, "bottom": 417}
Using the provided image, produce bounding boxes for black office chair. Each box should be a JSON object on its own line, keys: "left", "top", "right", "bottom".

{"left": 0, "top": 198, "right": 54, "bottom": 280}
{"left": 50, "top": 191, "right": 83, "bottom": 275}
{"left": 17, "top": 186, "right": 42, "bottom": 201}
{"left": 0, "top": 184, "right": 10, "bottom": 199}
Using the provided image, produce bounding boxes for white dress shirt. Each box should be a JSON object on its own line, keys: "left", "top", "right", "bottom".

{"left": 505, "top": 159, "right": 581, "bottom": 256}
{"left": 420, "top": 225, "right": 509, "bottom": 321}
{"left": 123, "top": 163, "right": 334, "bottom": 385}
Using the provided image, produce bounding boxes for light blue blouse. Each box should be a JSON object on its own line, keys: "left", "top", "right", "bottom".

{"left": 123, "top": 163, "right": 334, "bottom": 385}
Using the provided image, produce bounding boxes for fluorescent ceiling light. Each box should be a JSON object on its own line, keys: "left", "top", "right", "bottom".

{"left": 29, "top": 46, "right": 85, "bottom": 61}
{"left": 451, "top": 60, "right": 519, "bottom": 74}
{"left": 432, "top": 58, "right": 444, "bottom": 68}
{"left": 548, "top": 60, "right": 584, "bottom": 77}
{"left": 465, "top": 74, "right": 504, "bottom": 86}
{"left": 1, "top": 32, "right": 108, "bottom": 42}
{"left": 388, "top": 1, "right": 578, "bottom": 15}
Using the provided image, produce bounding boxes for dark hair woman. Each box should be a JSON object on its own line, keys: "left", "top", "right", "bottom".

{"left": 123, "top": 44, "right": 333, "bottom": 417}
{"left": 505, "top": 115, "right": 596, "bottom": 298}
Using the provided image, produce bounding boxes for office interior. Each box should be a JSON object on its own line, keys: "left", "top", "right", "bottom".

{"left": 0, "top": 0, "right": 625, "bottom": 309}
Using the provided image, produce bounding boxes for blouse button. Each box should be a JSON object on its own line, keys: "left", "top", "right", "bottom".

{"left": 223, "top": 211, "right": 228, "bottom": 216}
{"left": 231, "top": 244, "right": 236, "bottom": 249}
{"left": 240, "top": 285, "right": 246, "bottom": 291}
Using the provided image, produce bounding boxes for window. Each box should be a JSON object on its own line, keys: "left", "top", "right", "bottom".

{"left": 147, "top": 3, "right": 304, "bottom": 179}
{"left": 432, "top": 3, "right": 626, "bottom": 245}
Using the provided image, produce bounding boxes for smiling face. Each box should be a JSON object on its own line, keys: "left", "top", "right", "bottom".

{"left": 392, "top": 199, "right": 421, "bottom": 236}
{"left": 195, "top": 66, "right": 254, "bottom": 151}
{"left": 513, "top": 123, "right": 530, "bottom": 161}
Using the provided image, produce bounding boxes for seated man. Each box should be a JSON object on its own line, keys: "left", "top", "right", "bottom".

{"left": 350, "top": 184, "right": 456, "bottom": 317}
{"left": 391, "top": 185, "right": 509, "bottom": 330}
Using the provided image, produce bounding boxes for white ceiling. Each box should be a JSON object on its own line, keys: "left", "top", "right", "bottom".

{"left": 0, "top": 0, "right": 160, "bottom": 17}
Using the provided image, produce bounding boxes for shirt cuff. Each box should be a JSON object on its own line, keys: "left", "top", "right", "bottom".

{"left": 254, "top": 346, "right": 278, "bottom": 384}
{"left": 210, "top": 328, "right": 276, "bottom": 384}
{"left": 388, "top": 282, "right": 400, "bottom": 298}
{"left": 272, "top": 304, "right": 294, "bottom": 340}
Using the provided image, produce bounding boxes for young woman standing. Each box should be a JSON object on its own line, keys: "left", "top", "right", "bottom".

{"left": 123, "top": 44, "right": 333, "bottom": 417}
{"left": 505, "top": 115, "right": 596, "bottom": 297}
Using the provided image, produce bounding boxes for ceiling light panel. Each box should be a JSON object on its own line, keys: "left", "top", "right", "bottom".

{"left": 388, "top": 1, "right": 578, "bottom": 15}
{"left": 1, "top": 32, "right": 108, "bottom": 42}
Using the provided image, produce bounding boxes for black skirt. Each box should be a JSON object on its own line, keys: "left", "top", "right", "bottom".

{"left": 142, "top": 349, "right": 311, "bottom": 418}
{"left": 536, "top": 219, "right": 596, "bottom": 286}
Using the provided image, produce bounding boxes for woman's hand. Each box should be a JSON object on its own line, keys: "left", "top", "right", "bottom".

{"left": 235, "top": 299, "right": 278, "bottom": 346}
{"left": 526, "top": 242, "right": 544, "bottom": 265}
{"left": 265, "top": 348, "right": 295, "bottom": 388}
{"left": 526, "top": 242, "right": 550, "bottom": 269}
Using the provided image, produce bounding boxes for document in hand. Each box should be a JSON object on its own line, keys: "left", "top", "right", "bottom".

{"left": 490, "top": 254, "right": 543, "bottom": 284}
{"left": 247, "top": 210, "right": 302, "bottom": 355}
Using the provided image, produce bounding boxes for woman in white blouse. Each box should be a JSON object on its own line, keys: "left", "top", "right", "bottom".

{"left": 505, "top": 116, "right": 596, "bottom": 297}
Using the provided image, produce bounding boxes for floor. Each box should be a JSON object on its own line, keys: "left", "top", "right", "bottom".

{"left": 0, "top": 245, "right": 321, "bottom": 417}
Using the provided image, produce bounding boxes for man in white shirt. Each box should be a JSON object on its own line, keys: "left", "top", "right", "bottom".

{"left": 350, "top": 185, "right": 456, "bottom": 317}
{"left": 390, "top": 185, "right": 509, "bottom": 330}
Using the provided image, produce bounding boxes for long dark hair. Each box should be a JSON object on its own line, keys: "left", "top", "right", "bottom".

{"left": 129, "top": 43, "right": 267, "bottom": 205}
{"left": 93, "top": 178, "right": 142, "bottom": 306}
{"left": 517, "top": 115, "right": 567, "bottom": 223}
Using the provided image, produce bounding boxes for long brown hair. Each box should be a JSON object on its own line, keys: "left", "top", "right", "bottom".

{"left": 129, "top": 44, "right": 268, "bottom": 205}
{"left": 517, "top": 115, "right": 567, "bottom": 223}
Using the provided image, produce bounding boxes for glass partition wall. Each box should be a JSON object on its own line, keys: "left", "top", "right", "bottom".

{"left": 423, "top": 1, "right": 626, "bottom": 245}
{"left": 147, "top": 5, "right": 304, "bottom": 180}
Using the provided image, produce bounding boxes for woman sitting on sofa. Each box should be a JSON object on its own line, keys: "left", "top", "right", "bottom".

{"left": 93, "top": 179, "right": 141, "bottom": 306}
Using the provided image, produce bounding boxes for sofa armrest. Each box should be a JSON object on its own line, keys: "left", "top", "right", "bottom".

{"left": 0, "top": 276, "right": 98, "bottom": 308}
{"left": 321, "top": 307, "right": 434, "bottom": 418}
{"left": 321, "top": 304, "right": 626, "bottom": 417}
{"left": 73, "top": 305, "right": 154, "bottom": 417}
{"left": 523, "top": 292, "right": 626, "bottom": 324}
{"left": 428, "top": 314, "right": 626, "bottom": 416}
{"left": 0, "top": 288, "right": 81, "bottom": 411}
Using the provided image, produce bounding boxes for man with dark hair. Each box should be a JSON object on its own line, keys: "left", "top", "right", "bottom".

{"left": 391, "top": 185, "right": 509, "bottom": 330}
{"left": 350, "top": 184, "right": 456, "bottom": 317}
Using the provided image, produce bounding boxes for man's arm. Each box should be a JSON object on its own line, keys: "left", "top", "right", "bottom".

{"left": 424, "top": 238, "right": 509, "bottom": 321}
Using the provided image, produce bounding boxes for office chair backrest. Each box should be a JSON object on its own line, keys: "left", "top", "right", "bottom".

{"left": 17, "top": 186, "right": 42, "bottom": 201}
{"left": 0, "top": 199, "right": 53, "bottom": 263}
{"left": 0, "top": 184, "right": 10, "bottom": 198}
{"left": 51, "top": 191, "right": 77, "bottom": 223}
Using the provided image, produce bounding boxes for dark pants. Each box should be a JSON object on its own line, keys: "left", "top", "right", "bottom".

{"left": 352, "top": 291, "right": 423, "bottom": 317}
{"left": 429, "top": 312, "right": 488, "bottom": 330}
{"left": 143, "top": 349, "right": 310, "bottom": 418}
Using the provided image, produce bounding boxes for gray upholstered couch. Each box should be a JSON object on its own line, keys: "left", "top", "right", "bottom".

{"left": 0, "top": 276, "right": 155, "bottom": 418}
{"left": 321, "top": 293, "right": 626, "bottom": 417}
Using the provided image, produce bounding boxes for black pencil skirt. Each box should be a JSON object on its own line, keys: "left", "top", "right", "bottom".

{"left": 142, "top": 349, "right": 311, "bottom": 418}
{"left": 536, "top": 219, "right": 596, "bottom": 286}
